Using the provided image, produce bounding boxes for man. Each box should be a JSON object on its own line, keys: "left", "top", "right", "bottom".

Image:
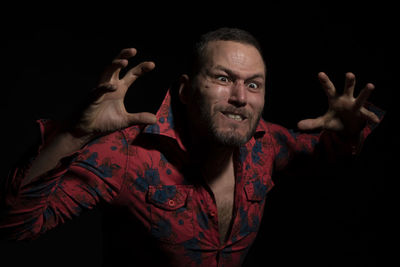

{"left": 0, "top": 28, "right": 383, "bottom": 266}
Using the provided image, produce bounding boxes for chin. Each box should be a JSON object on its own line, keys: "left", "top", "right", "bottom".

{"left": 212, "top": 129, "right": 251, "bottom": 147}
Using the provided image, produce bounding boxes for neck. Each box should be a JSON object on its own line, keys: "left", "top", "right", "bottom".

{"left": 180, "top": 111, "right": 236, "bottom": 182}
{"left": 190, "top": 140, "right": 235, "bottom": 183}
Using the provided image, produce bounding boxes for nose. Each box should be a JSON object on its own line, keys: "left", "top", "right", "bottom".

{"left": 228, "top": 81, "right": 247, "bottom": 107}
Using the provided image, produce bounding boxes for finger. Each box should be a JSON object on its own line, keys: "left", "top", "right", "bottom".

{"left": 99, "top": 59, "right": 129, "bottom": 83}
{"left": 354, "top": 83, "right": 375, "bottom": 110}
{"left": 127, "top": 112, "right": 157, "bottom": 125}
{"left": 360, "top": 107, "right": 380, "bottom": 124}
{"left": 122, "top": 61, "right": 156, "bottom": 87}
{"left": 115, "top": 48, "right": 137, "bottom": 60}
{"left": 297, "top": 116, "right": 325, "bottom": 131}
{"left": 343, "top": 72, "right": 356, "bottom": 97}
{"left": 318, "top": 72, "right": 336, "bottom": 98}
{"left": 89, "top": 83, "right": 118, "bottom": 102}
{"left": 95, "top": 83, "right": 118, "bottom": 93}
{"left": 98, "top": 48, "right": 137, "bottom": 83}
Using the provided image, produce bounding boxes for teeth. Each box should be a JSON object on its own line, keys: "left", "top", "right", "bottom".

{"left": 227, "top": 114, "right": 243, "bottom": 121}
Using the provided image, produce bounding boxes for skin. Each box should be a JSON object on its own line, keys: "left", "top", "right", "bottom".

{"left": 23, "top": 48, "right": 157, "bottom": 186}
{"left": 298, "top": 71, "right": 380, "bottom": 137}
{"left": 179, "top": 41, "right": 266, "bottom": 148}
{"left": 178, "top": 40, "right": 380, "bottom": 243}
{"left": 75, "top": 48, "right": 157, "bottom": 134}
{"left": 23, "top": 42, "right": 380, "bottom": 243}
{"left": 178, "top": 41, "right": 267, "bottom": 244}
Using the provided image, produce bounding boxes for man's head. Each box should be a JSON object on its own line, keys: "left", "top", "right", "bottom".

{"left": 179, "top": 28, "right": 266, "bottom": 147}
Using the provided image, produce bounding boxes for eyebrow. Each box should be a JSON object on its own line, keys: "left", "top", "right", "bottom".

{"left": 213, "top": 65, "right": 265, "bottom": 81}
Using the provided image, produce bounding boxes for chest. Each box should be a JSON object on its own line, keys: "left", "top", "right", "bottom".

{"left": 211, "top": 181, "right": 235, "bottom": 214}
{"left": 120, "top": 144, "right": 274, "bottom": 247}
{"left": 207, "top": 173, "right": 236, "bottom": 243}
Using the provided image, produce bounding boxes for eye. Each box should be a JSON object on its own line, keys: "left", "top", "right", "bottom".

{"left": 248, "top": 82, "right": 259, "bottom": 89}
{"left": 217, "top": 76, "right": 230, "bottom": 83}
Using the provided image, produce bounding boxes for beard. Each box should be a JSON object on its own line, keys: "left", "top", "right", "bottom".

{"left": 207, "top": 109, "right": 262, "bottom": 147}
{"left": 190, "top": 95, "right": 263, "bottom": 147}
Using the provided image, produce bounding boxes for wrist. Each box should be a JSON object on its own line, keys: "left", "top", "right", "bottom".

{"left": 48, "top": 121, "right": 98, "bottom": 156}
{"left": 59, "top": 119, "right": 100, "bottom": 144}
{"left": 333, "top": 129, "right": 363, "bottom": 156}
{"left": 62, "top": 130, "right": 95, "bottom": 148}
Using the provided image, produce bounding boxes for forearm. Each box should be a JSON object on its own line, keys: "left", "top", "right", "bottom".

{"left": 271, "top": 103, "right": 384, "bottom": 171}
{"left": 22, "top": 129, "right": 94, "bottom": 187}
{"left": 1, "top": 126, "right": 128, "bottom": 240}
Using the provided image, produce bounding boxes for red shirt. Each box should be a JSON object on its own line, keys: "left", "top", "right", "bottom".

{"left": 0, "top": 89, "right": 383, "bottom": 266}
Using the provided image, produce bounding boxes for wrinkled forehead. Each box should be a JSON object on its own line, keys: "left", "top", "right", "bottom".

{"left": 202, "top": 40, "right": 266, "bottom": 76}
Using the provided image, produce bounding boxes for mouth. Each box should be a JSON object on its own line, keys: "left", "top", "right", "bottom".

{"left": 221, "top": 111, "right": 247, "bottom": 122}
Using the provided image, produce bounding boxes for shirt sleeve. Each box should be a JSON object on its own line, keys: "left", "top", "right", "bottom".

{"left": 268, "top": 103, "right": 385, "bottom": 172}
{"left": 0, "top": 119, "right": 132, "bottom": 241}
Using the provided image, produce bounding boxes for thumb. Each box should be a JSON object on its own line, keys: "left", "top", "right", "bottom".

{"left": 127, "top": 112, "right": 157, "bottom": 125}
{"left": 297, "top": 117, "right": 324, "bottom": 131}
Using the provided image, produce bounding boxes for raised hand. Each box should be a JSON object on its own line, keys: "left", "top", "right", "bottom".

{"left": 72, "top": 48, "right": 157, "bottom": 137}
{"left": 297, "top": 72, "right": 380, "bottom": 137}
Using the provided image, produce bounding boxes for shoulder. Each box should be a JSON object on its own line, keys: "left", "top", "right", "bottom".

{"left": 256, "top": 118, "right": 292, "bottom": 142}
{"left": 83, "top": 124, "right": 145, "bottom": 154}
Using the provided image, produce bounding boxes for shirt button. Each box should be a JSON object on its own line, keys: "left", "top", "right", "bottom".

{"left": 168, "top": 199, "right": 175, "bottom": 207}
{"left": 210, "top": 211, "right": 216, "bottom": 217}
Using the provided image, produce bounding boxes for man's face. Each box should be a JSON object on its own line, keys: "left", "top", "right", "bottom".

{"left": 186, "top": 40, "right": 266, "bottom": 146}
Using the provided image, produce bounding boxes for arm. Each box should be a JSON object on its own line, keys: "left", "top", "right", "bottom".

{"left": 23, "top": 48, "right": 156, "bottom": 186}
{"left": 271, "top": 72, "right": 384, "bottom": 171}
{"left": 0, "top": 48, "right": 156, "bottom": 240}
{"left": 297, "top": 72, "right": 381, "bottom": 138}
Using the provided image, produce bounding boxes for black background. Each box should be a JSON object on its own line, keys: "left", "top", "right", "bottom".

{"left": 0, "top": 3, "right": 397, "bottom": 266}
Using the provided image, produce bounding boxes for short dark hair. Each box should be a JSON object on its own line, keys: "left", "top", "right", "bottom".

{"left": 190, "top": 27, "right": 265, "bottom": 75}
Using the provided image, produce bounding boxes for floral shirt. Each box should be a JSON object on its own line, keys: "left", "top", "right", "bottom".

{"left": 0, "top": 90, "right": 383, "bottom": 266}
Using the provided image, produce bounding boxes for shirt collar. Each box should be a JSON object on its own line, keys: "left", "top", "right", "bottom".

{"left": 143, "top": 89, "right": 266, "bottom": 151}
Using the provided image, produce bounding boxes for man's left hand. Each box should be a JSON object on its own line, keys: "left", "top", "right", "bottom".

{"left": 297, "top": 72, "right": 380, "bottom": 138}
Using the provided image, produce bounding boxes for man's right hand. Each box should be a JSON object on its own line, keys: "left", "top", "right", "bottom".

{"left": 22, "top": 48, "right": 157, "bottom": 185}
{"left": 72, "top": 48, "right": 157, "bottom": 137}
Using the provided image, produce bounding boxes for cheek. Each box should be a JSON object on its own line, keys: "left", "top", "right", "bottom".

{"left": 249, "top": 94, "right": 265, "bottom": 116}
{"left": 201, "top": 80, "right": 230, "bottom": 98}
{"left": 199, "top": 83, "right": 230, "bottom": 111}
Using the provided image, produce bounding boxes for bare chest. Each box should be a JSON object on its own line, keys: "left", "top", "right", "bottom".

{"left": 208, "top": 176, "right": 235, "bottom": 244}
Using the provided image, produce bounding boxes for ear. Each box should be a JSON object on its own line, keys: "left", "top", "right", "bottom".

{"left": 178, "top": 74, "right": 190, "bottom": 105}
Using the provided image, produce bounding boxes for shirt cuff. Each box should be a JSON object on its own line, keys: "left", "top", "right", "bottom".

{"left": 4, "top": 119, "right": 78, "bottom": 205}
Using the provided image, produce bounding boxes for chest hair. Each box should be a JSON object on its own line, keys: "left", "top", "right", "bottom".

{"left": 211, "top": 177, "right": 235, "bottom": 244}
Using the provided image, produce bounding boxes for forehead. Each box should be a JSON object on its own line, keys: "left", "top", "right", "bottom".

{"left": 202, "top": 40, "right": 266, "bottom": 76}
